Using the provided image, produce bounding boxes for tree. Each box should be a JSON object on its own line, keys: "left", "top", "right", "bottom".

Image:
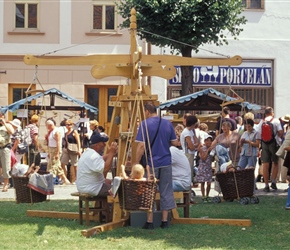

{"left": 117, "top": 0, "right": 247, "bottom": 96}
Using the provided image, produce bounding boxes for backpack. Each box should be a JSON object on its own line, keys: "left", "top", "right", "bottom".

{"left": 21, "top": 127, "right": 32, "bottom": 146}
{"left": 261, "top": 118, "right": 275, "bottom": 143}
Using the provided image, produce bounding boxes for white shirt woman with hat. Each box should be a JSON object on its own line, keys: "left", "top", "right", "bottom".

{"left": 276, "top": 114, "right": 290, "bottom": 159}
{"left": 0, "top": 112, "right": 14, "bottom": 192}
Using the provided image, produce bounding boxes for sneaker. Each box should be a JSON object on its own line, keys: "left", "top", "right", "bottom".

{"left": 160, "top": 221, "right": 169, "bottom": 229}
{"left": 270, "top": 183, "right": 277, "bottom": 190}
{"left": 142, "top": 222, "right": 154, "bottom": 230}
{"left": 206, "top": 197, "right": 212, "bottom": 203}
{"left": 263, "top": 186, "right": 270, "bottom": 192}
{"left": 202, "top": 197, "right": 208, "bottom": 203}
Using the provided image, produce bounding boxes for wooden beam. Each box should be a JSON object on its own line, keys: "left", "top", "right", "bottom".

{"left": 26, "top": 210, "right": 99, "bottom": 221}
{"left": 81, "top": 219, "right": 129, "bottom": 237}
{"left": 171, "top": 218, "right": 252, "bottom": 227}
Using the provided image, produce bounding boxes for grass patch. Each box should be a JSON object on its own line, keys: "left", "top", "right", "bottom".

{"left": 0, "top": 196, "right": 289, "bottom": 249}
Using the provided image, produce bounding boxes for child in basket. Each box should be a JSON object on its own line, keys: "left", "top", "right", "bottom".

{"left": 120, "top": 164, "right": 147, "bottom": 180}
{"left": 111, "top": 164, "right": 148, "bottom": 197}
{"left": 196, "top": 134, "right": 213, "bottom": 202}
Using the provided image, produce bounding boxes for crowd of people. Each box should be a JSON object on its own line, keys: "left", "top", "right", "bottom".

{"left": 1, "top": 103, "right": 290, "bottom": 226}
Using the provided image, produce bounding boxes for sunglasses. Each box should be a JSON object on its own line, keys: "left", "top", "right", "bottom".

{"left": 65, "top": 124, "right": 72, "bottom": 126}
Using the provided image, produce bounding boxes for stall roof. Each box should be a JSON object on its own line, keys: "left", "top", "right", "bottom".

{"left": 159, "top": 88, "right": 261, "bottom": 111}
{"left": 1, "top": 88, "right": 98, "bottom": 114}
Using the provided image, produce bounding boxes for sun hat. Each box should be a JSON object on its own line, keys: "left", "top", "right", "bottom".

{"left": 281, "top": 114, "right": 290, "bottom": 122}
{"left": 10, "top": 119, "right": 21, "bottom": 128}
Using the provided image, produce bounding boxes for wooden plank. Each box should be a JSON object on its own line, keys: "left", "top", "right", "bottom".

{"left": 81, "top": 219, "right": 129, "bottom": 237}
{"left": 26, "top": 210, "right": 99, "bottom": 221}
{"left": 171, "top": 218, "right": 252, "bottom": 227}
{"left": 142, "top": 55, "right": 243, "bottom": 66}
{"left": 155, "top": 192, "right": 183, "bottom": 200}
{"left": 171, "top": 208, "right": 180, "bottom": 219}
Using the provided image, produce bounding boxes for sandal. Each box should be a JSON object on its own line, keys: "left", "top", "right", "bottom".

{"left": 2, "top": 185, "right": 8, "bottom": 192}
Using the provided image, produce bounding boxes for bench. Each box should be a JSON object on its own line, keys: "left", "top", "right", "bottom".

{"left": 71, "top": 192, "right": 111, "bottom": 226}
{"left": 155, "top": 191, "right": 191, "bottom": 218}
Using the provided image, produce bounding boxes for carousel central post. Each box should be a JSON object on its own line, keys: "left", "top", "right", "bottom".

{"left": 24, "top": 8, "right": 252, "bottom": 237}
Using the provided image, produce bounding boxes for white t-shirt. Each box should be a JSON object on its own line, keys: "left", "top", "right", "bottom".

{"left": 256, "top": 116, "right": 282, "bottom": 145}
{"left": 76, "top": 148, "right": 105, "bottom": 195}
{"left": 170, "top": 146, "right": 191, "bottom": 190}
{"left": 180, "top": 128, "right": 195, "bottom": 154}
{"left": 199, "top": 130, "right": 208, "bottom": 145}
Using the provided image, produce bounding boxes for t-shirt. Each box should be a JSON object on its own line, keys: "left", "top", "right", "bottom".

{"left": 240, "top": 129, "right": 261, "bottom": 157}
{"left": 215, "top": 131, "right": 241, "bottom": 163}
{"left": 256, "top": 116, "right": 282, "bottom": 146}
{"left": 27, "top": 123, "right": 38, "bottom": 144}
{"left": 215, "top": 117, "right": 237, "bottom": 133}
{"left": 170, "top": 146, "right": 191, "bottom": 190}
{"left": 199, "top": 130, "right": 208, "bottom": 145}
{"left": 76, "top": 148, "right": 105, "bottom": 196}
{"left": 180, "top": 128, "right": 195, "bottom": 154}
{"left": 135, "top": 116, "right": 176, "bottom": 168}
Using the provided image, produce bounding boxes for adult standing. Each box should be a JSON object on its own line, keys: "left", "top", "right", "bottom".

{"left": 76, "top": 132, "right": 117, "bottom": 196}
{"left": 0, "top": 111, "right": 14, "bottom": 192}
{"left": 170, "top": 146, "right": 191, "bottom": 192}
{"left": 215, "top": 106, "right": 237, "bottom": 136}
{"left": 9, "top": 119, "right": 23, "bottom": 163}
{"left": 45, "top": 120, "right": 70, "bottom": 184}
{"left": 60, "top": 119, "right": 81, "bottom": 184}
{"left": 238, "top": 119, "right": 261, "bottom": 169}
{"left": 180, "top": 115, "right": 198, "bottom": 181}
{"left": 135, "top": 102, "right": 178, "bottom": 229}
{"left": 256, "top": 107, "right": 283, "bottom": 192}
{"left": 210, "top": 121, "right": 241, "bottom": 166}
{"left": 26, "top": 114, "right": 41, "bottom": 168}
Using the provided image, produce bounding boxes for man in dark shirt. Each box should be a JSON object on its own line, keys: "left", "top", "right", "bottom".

{"left": 215, "top": 106, "right": 237, "bottom": 136}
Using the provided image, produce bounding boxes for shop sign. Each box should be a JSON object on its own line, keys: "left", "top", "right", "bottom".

{"left": 169, "top": 60, "right": 272, "bottom": 86}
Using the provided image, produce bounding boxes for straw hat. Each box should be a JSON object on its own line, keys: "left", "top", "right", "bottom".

{"left": 281, "top": 114, "right": 290, "bottom": 122}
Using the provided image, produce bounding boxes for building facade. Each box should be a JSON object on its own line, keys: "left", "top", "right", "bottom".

{"left": 0, "top": 0, "right": 289, "bottom": 129}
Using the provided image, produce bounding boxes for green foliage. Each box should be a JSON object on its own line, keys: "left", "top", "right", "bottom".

{"left": 117, "top": 0, "right": 247, "bottom": 53}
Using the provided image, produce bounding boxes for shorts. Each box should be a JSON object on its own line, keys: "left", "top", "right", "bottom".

{"left": 97, "top": 182, "right": 111, "bottom": 197}
{"left": 0, "top": 147, "right": 11, "bottom": 178}
{"left": 60, "top": 148, "right": 78, "bottom": 166}
{"left": 154, "top": 165, "right": 176, "bottom": 211}
{"left": 172, "top": 180, "right": 190, "bottom": 192}
{"left": 47, "top": 147, "right": 64, "bottom": 177}
{"left": 261, "top": 141, "right": 279, "bottom": 164}
{"left": 238, "top": 155, "right": 258, "bottom": 169}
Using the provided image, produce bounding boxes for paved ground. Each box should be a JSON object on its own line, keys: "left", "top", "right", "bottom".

{"left": 0, "top": 178, "right": 288, "bottom": 201}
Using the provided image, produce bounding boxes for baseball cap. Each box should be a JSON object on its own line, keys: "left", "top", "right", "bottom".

{"left": 204, "top": 134, "right": 213, "bottom": 141}
{"left": 90, "top": 132, "right": 109, "bottom": 144}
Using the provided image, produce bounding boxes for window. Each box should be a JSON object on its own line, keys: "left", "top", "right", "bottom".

{"left": 8, "top": 84, "right": 36, "bottom": 120}
{"left": 242, "top": 0, "right": 264, "bottom": 10}
{"left": 15, "top": 1, "right": 38, "bottom": 29}
{"left": 92, "top": 1, "right": 116, "bottom": 30}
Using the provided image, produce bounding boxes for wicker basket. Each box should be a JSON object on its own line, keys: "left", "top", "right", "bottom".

{"left": 12, "top": 171, "right": 49, "bottom": 204}
{"left": 215, "top": 168, "right": 255, "bottom": 200}
{"left": 118, "top": 179, "right": 158, "bottom": 211}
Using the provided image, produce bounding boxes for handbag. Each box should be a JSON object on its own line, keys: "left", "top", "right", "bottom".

{"left": 140, "top": 118, "right": 162, "bottom": 167}
{"left": 17, "top": 142, "right": 28, "bottom": 154}
{"left": 67, "top": 142, "right": 78, "bottom": 152}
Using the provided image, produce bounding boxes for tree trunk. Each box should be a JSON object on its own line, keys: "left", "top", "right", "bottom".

{"left": 181, "top": 46, "right": 193, "bottom": 96}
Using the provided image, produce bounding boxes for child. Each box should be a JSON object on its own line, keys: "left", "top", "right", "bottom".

{"left": 196, "top": 134, "right": 213, "bottom": 202}
{"left": 120, "top": 164, "right": 147, "bottom": 180}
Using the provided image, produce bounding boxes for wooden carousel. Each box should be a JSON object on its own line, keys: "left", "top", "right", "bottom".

{"left": 24, "top": 8, "right": 251, "bottom": 237}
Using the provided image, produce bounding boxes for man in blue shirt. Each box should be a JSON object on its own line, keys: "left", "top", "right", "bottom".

{"left": 135, "top": 102, "right": 178, "bottom": 229}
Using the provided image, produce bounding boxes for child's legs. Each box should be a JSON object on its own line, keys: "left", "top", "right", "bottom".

{"left": 206, "top": 181, "right": 211, "bottom": 197}
{"left": 200, "top": 182, "right": 205, "bottom": 197}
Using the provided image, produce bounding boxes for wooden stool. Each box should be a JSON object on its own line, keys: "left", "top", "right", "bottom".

{"left": 176, "top": 191, "right": 190, "bottom": 218}
{"left": 155, "top": 191, "right": 190, "bottom": 218}
{"left": 71, "top": 192, "right": 111, "bottom": 226}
